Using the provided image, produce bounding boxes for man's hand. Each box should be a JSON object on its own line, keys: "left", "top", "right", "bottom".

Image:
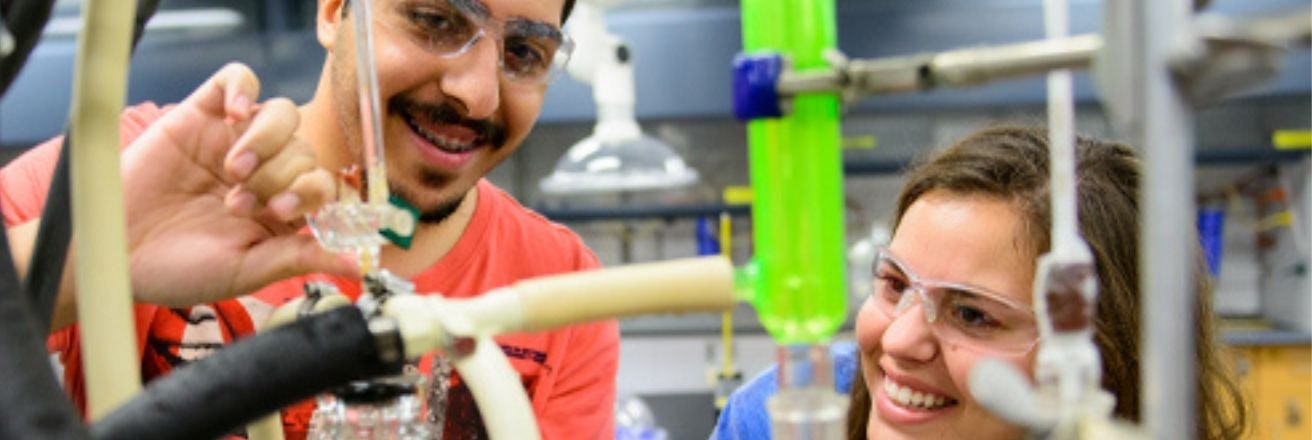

{"left": 120, "top": 63, "right": 355, "bottom": 307}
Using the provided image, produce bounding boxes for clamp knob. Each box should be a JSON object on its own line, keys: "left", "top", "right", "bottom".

{"left": 732, "top": 52, "right": 785, "bottom": 120}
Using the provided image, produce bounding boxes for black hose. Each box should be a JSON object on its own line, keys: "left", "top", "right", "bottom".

{"left": 22, "top": 131, "right": 71, "bottom": 331}
{"left": 0, "top": 3, "right": 96, "bottom": 437}
{"left": 0, "top": 0, "right": 55, "bottom": 98}
{"left": 0, "top": 209, "right": 89, "bottom": 440}
{"left": 0, "top": 278, "right": 91, "bottom": 440}
{"left": 91, "top": 307, "right": 406, "bottom": 440}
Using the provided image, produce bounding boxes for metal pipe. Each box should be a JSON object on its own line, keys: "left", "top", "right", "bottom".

{"left": 1105, "top": 0, "right": 1199, "bottom": 438}
{"left": 929, "top": 34, "right": 1100, "bottom": 88}
{"left": 778, "top": 34, "right": 1102, "bottom": 96}
{"left": 780, "top": 9, "right": 1307, "bottom": 101}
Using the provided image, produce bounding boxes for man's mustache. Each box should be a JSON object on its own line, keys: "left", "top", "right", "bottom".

{"left": 389, "top": 97, "right": 507, "bottom": 149}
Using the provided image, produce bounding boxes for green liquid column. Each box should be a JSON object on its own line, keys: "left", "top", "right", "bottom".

{"left": 740, "top": 0, "right": 847, "bottom": 345}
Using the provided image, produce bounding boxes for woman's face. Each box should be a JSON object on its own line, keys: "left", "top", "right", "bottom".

{"left": 855, "top": 190, "right": 1038, "bottom": 439}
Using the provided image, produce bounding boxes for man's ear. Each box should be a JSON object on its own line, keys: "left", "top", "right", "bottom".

{"left": 316, "top": 0, "right": 347, "bottom": 50}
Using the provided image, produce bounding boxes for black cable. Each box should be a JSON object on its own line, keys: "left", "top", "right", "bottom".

{"left": 0, "top": 256, "right": 90, "bottom": 439}
{"left": 0, "top": 2, "right": 91, "bottom": 439}
{"left": 91, "top": 307, "right": 405, "bottom": 440}
{"left": 0, "top": 0, "right": 54, "bottom": 98}
{"left": 23, "top": 131, "right": 71, "bottom": 331}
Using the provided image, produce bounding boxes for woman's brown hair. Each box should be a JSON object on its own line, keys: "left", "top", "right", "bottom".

{"left": 844, "top": 125, "right": 1247, "bottom": 439}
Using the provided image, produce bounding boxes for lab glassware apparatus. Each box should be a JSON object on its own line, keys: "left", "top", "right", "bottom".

{"left": 301, "top": 0, "right": 420, "bottom": 437}
{"left": 734, "top": 0, "right": 850, "bottom": 437}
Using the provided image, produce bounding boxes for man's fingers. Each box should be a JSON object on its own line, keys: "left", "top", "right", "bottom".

{"left": 224, "top": 98, "right": 301, "bottom": 181}
{"left": 268, "top": 169, "right": 336, "bottom": 222}
{"left": 239, "top": 235, "right": 359, "bottom": 294}
{"left": 224, "top": 187, "right": 257, "bottom": 217}
{"left": 188, "top": 62, "right": 261, "bottom": 122}
{"left": 241, "top": 138, "right": 317, "bottom": 203}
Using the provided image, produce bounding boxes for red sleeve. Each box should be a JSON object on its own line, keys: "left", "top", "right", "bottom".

{"left": 1, "top": 102, "right": 169, "bottom": 225}
{"left": 538, "top": 246, "right": 619, "bottom": 440}
{"left": 0, "top": 136, "right": 63, "bottom": 226}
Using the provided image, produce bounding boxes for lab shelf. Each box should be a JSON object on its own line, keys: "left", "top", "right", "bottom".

{"left": 1195, "top": 148, "right": 1309, "bottom": 166}
{"left": 535, "top": 148, "right": 1306, "bottom": 223}
{"left": 1223, "top": 329, "right": 1312, "bottom": 347}
{"left": 534, "top": 203, "right": 751, "bottom": 222}
{"left": 619, "top": 302, "right": 856, "bottom": 337}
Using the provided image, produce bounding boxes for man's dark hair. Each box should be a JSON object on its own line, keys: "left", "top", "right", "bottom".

{"left": 342, "top": 0, "right": 577, "bottom": 23}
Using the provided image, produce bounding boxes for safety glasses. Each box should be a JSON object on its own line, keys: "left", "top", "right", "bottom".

{"left": 870, "top": 247, "right": 1039, "bottom": 355}
{"left": 375, "top": 0, "right": 575, "bottom": 85}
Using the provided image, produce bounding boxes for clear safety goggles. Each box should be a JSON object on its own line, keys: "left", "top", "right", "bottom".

{"left": 374, "top": 0, "right": 575, "bottom": 85}
{"left": 871, "top": 247, "right": 1039, "bottom": 355}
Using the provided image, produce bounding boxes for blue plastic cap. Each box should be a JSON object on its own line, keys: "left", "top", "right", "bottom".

{"left": 732, "top": 52, "right": 785, "bottom": 120}
{"left": 695, "top": 216, "right": 720, "bottom": 256}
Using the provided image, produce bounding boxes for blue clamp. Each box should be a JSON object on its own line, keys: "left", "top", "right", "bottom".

{"left": 732, "top": 52, "right": 785, "bottom": 120}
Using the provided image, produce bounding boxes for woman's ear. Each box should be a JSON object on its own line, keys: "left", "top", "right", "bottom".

{"left": 316, "top": 0, "right": 347, "bottom": 50}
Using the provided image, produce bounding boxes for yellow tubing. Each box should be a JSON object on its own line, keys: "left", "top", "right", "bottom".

{"left": 719, "top": 212, "right": 734, "bottom": 376}
{"left": 70, "top": 0, "right": 142, "bottom": 419}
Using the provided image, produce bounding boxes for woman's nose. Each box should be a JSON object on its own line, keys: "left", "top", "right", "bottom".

{"left": 881, "top": 298, "right": 940, "bottom": 362}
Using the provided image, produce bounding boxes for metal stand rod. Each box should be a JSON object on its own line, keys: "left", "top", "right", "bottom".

{"left": 1106, "top": 0, "right": 1199, "bottom": 438}
{"left": 775, "top": 10, "right": 1309, "bottom": 99}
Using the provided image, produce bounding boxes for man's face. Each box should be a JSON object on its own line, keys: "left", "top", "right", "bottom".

{"left": 320, "top": 0, "right": 566, "bottom": 222}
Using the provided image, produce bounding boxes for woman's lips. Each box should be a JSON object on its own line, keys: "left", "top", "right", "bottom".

{"left": 874, "top": 370, "right": 960, "bottom": 425}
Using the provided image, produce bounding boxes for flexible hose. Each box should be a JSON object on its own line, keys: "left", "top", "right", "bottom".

{"left": 0, "top": 210, "right": 89, "bottom": 439}
{"left": 0, "top": 0, "right": 55, "bottom": 97}
{"left": 91, "top": 306, "right": 405, "bottom": 440}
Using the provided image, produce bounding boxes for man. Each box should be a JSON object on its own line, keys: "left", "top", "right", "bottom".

{"left": 0, "top": 0, "right": 615, "bottom": 437}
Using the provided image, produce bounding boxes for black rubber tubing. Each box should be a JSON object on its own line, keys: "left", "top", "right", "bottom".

{"left": 0, "top": 2, "right": 94, "bottom": 439}
{"left": 0, "top": 226, "right": 90, "bottom": 440}
{"left": 91, "top": 306, "right": 405, "bottom": 440}
{"left": 0, "top": 0, "right": 56, "bottom": 98}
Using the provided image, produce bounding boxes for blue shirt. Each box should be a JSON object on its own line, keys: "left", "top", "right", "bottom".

{"left": 710, "top": 341, "right": 858, "bottom": 439}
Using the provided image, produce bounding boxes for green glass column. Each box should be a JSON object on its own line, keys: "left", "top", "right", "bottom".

{"left": 739, "top": 0, "right": 846, "bottom": 345}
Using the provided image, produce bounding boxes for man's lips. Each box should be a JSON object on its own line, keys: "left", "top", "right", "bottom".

{"left": 388, "top": 97, "right": 507, "bottom": 150}
{"left": 402, "top": 110, "right": 480, "bottom": 154}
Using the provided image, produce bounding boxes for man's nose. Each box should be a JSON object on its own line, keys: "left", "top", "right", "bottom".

{"left": 439, "top": 36, "right": 501, "bottom": 120}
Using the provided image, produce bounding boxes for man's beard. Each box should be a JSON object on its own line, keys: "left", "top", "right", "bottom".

{"left": 389, "top": 179, "right": 467, "bottom": 224}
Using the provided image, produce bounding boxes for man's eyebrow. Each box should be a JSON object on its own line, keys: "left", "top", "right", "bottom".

{"left": 452, "top": 0, "right": 490, "bottom": 20}
{"left": 506, "top": 18, "right": 562, "bottom": 39}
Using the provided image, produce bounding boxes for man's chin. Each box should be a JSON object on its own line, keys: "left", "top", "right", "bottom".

{"left": 389, "top": 184, "right": 467, "bottom": 225}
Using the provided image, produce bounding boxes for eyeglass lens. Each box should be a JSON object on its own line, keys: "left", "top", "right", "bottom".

{"left": 376, "top": 0, "right": 568, "bottom": 83}
{"left": 872, "top": 254, "right": 1038, "bottom": 353}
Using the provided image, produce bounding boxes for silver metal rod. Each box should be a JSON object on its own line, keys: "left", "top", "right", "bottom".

{"left": 778, "top": 9, "right": 1308, "bottom": 100}
{"left": 928, "top": 34, "right": 1100, "bottom": 88}
{"left": 1107, "top": 0, "right": 1199, "bottom": 438}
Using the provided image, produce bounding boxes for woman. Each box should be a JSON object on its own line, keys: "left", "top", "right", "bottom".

{"left": 845, "top": 125, "right": 1247, "bottom": 439}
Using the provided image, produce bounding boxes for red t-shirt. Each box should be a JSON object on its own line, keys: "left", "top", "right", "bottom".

{"left": 0, "top": 102, "right": 619, "bottom": 439}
